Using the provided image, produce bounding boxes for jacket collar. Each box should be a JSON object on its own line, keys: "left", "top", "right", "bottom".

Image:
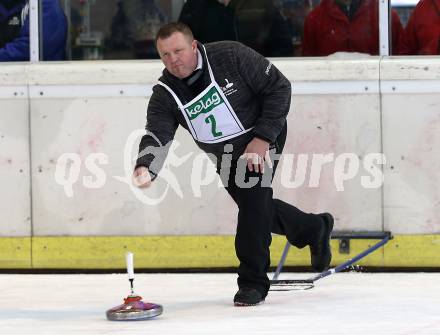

{"left": 324, "top": 0, "right": 372, "bottom": 22}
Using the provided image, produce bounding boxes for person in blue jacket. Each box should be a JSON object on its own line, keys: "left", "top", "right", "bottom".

{"left": 0, "top": 0, "right": 67, "bottom": 61}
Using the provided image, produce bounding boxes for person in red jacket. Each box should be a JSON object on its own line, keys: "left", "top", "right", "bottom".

{"left": 399, "top": 0, "right": 440, "bottom": 55}
{"left": 302, "top": 0, "right": 403, "bottom": 56}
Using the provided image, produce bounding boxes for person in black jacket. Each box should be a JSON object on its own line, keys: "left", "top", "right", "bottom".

{"left": 179, "top": 0, "right": 293, "bottom": 57}
{"left": 133, "top": 22, "right": 333, "bottom": 306}
{"left": 178, "top": 0, "right": 237, "bottom": 43}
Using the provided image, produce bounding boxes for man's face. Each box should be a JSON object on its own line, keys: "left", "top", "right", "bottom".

{"left": 157, "top": 32, "right": 198, "bottom": 79}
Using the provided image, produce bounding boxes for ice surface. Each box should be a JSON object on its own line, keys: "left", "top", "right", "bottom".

{"left": 1, "top": 272, "right": 439, "bottom": 335}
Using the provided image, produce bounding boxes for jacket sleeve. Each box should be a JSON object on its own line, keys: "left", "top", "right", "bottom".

{"left": 135, "top": 85, "right": 179, "bottom": 178}
{"left": 235, "top": 42, "right": 291, "bottom": 143}
{"left": 41, "top": 0, "right": 67, "bottom": 60}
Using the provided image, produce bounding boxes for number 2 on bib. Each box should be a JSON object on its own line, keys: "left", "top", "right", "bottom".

{"left": 205, "top": 114, "right": 223, "bottom": 137}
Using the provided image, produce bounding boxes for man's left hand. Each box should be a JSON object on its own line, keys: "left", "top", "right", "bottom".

{"left": 240, "top": 137, "right": 273, "bottom": 173}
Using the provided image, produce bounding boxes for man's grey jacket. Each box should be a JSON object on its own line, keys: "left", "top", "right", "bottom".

{"left": 136, "top": 41, "right": 291, "bottom": 176}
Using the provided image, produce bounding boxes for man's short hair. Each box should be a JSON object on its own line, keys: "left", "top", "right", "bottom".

{"left": 155, "top": 22, "right": 194, "bottom": 44}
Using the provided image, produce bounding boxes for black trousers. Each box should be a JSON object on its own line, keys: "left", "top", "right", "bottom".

{"left": 217, "top": 124, "right": 323, "bottom": 297}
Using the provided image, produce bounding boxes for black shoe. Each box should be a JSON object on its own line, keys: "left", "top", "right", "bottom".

{"left": 233, "top": 288, "right": 265, "bottom": 307}
{"left": 310, "top": 213, "right": 334, "bottom": 272}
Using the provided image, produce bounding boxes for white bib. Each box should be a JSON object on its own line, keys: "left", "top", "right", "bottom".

{"left": 158, "top": 46, "right": 252, "bottom": 143}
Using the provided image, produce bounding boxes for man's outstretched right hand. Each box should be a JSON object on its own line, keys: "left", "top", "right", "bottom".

{"left": 132, "top": 166, "right": 152, "bottom": 188}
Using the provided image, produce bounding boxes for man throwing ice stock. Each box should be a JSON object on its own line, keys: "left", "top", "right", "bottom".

{"left": 132, "top": 22, "right": 334, "bottom": 306}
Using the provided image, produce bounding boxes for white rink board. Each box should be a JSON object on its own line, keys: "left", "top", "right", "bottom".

{"left": 26, "top": 58, "right": 382, "bottom": 236}
{"left": 0, "top": 57, "right": 440, "bottom": 237}
{"left": 1, "top": 273, "right": 439, "bottom": 335}
{"left": 0, "top": 99, "right": 31, "bottom": 236}
{"left": 275, "top": 93, "right": 382, "bottom": 231}
{"left": 382, "top": 93, "right": 440, "bottom": 234}
{"left": 381, "top": 58, "right": 440, "bottom": 234}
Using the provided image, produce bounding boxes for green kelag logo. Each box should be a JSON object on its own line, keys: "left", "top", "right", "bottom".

{"left": 185, "top": 86, "right": 223, "bottom": 120}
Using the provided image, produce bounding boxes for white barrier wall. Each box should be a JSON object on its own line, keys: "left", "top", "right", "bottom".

{"left": 0, "top": 65, "right": 31, "bottom": 237}
{"left": 0, "top": 57, "right": 439, "bottom": 240}
{"left": 275, "top": 57, "right": 382, "bottom": 232}
{"left": 381, "top": 57, "right": 440, "bottom": 234}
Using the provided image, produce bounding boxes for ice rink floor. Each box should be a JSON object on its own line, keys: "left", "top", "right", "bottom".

{"left": 1, "top": 272, "right": 440, "bottom": 335}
